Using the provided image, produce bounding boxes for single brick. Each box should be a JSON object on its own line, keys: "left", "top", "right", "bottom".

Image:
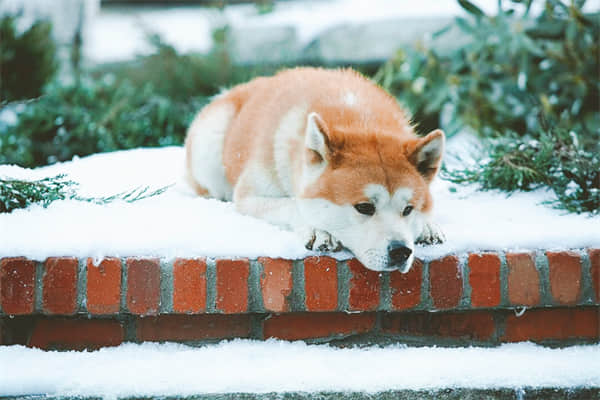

{"left": 216, "top": 259, "right": 249, "bottom": 314}
{"left": 126, "top": 258, "right": 160, "bottom": 316}
{"left": 348, "top": 259, "right": 381, "bottom": 311}
{"left": 390, "top": 259, "right": 423, "bottom": 310}
{"left": 381, "top": 311, "right": 496, "bottom": 341}
{"left": 429, "top": 255, "right": 462, "bottom": 309}
{"left": 28, "top": 318, "right": 124, "bottom": 350}
{"left": 503, "top": 308, "right": 599, "bottom": 342}
{"left": 589, "top": 249, "right": 600, "bottom": 302}
{"left": 263, "top": 312, "right": 376, "bottom": 341}
{"left": 86, "top": 258, "right": 121, "bottom": 315}
{"left": 304, "top": 257, "right": 338, "bottom": 311}
{"left": 43, "top": 257, "right": 78, "bottom": 315}
{"left": 468, "top": 253, "right": 501, "bottom": 308}
{"left": 259, "top": 258, "right": 293, "bottom": 313}
{"left": 173, "top": 258, "right": 206, "bottom": 313}
{"left": 547, "top": 251, "right": 582, "bottom": 305}
{"left": 137, "top": 314, "right": 252, "bottom": 341}
{"left": 506, "top": 252, "right": 540, "bottom": 306}
{"left": 0, "top": 258, "right": 36, "bottom": 315}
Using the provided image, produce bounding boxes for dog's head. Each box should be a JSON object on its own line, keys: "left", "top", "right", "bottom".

{"left": 297, "top": 112, "right": 444, "bottom": 272}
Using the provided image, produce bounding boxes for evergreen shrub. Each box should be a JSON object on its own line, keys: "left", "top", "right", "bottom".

{"left": 375, "top": 0, "right": 599, "bottom": 213}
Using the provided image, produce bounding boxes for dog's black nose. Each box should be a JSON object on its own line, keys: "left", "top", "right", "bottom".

{"left": 388, "top": 241, "right": 412, "bottom": 265}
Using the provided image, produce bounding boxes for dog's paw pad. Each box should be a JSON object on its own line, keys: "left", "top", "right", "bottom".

{"left": 417, "top": 222, "right": 445, "bottom": 245}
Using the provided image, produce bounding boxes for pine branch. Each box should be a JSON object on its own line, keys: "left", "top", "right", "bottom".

{"left": 0, "top": 175, "right": 74, "bottom": 213}
{"left": 0, "top": 174, "right": 171, "bottom": 213}
{"left": 443, "top": 128, "right": 600, "bottom": 214}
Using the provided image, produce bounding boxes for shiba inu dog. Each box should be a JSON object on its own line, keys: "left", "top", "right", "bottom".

{"left": 185, "top": 67, "right": 445, "bottom": 272}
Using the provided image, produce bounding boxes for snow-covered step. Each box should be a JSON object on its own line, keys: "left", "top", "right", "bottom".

{"left": 1, "top": 341, "right": 599, "bottom": 398}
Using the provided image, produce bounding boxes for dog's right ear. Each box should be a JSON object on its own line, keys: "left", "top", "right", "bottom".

{"left": 407, "top": 129, "right": 445, "bottom": 182}
{"left": 305, "top": 112, "right": 331, "bottom": 164}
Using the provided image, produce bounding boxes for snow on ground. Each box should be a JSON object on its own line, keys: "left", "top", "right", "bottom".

{"left": 0, "top": 137, "right": 598, "bottom": 261}
{"left": 0, "top": 341, "right": 598, "bottom": 397}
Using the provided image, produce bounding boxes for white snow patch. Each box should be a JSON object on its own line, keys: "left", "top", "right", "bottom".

{"left": 0, "top": 341, "right": 598, "bottom": 397}
{"left": 344, "top": 91, "right": 357, "bottom": 107}
{"left": 0, "top": 140, "right": 598, "bottom": 261}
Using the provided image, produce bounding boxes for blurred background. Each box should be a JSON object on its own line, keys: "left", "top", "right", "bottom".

{"left": 0, "top": 0, "right": 598, "bottom": 213}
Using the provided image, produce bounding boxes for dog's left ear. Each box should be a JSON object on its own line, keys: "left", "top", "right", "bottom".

{"left": 305, "top": 112, "right": 331, "bottom": 164}
{"left": 408, "top": 129, "right": 445, "bottom": 182}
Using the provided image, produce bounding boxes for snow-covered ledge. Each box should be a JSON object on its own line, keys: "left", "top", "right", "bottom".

{"left": 0, "top": 145, "right": 599, "bottom": 349}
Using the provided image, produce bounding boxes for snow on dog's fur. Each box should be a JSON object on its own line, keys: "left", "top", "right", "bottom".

{"left": 185, "top": 68, "right": 444, "bottom": 272}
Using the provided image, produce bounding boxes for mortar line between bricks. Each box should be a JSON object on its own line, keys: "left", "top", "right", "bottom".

{"left": 248, "top": 260, "right": 265, "bottom": 313}
{"left": 77, "top": 258, "right": 86, "bottom": 313}
{"left": 159, "top": 259, "right": 173, "bottom": 314}
{"left": 120, "top": 258, "right": 127, "bottom": 313}
{"left": 499, "top": 252, "right": 509, "bottom": 308}
{"left": 536, "top": 251, "right": 553, "bottom": 306}
{"left": 250, "top": 314, "right": 264, "bottom": 340}
{"left": 379, "top": 271, "right": 391, "bottom": 312}
{"left": 291, "top": 259, "right": 306, "bottom": 312}
{"left": 124, "top": 314, "right": 137, "bottom": 342}
{"left": 495, "top": 307, "right": 508, "bottom": 342}
{"left": 206, "top": 258, "right": 217, "bottom": 313}
{"left": 580, "top": 249, "right": 594, "bottom": 305}
{"left": 338, "top": 260, "right": 350, "bottom": 312}
{"left": 459, "top": 253, "right": 471, "bottom": 309}
{"left": 34, "top": 260, "right": 43, "bottom": 313}
{"left": 421, "top": 260, "right": 432, "bottom": 309}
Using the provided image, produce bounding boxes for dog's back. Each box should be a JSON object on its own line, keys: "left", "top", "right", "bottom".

{"left": 185, "top": 68, "right": 412, "bottom": 200}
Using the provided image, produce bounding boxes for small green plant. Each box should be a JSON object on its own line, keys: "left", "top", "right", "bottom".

{"left": 0, "top": 14, "right": 57, "bottom": 102}
{"left": 0, "top": 174, "right": 170, "bottom": 213}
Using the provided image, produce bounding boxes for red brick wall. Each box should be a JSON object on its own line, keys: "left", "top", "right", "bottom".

{"left": 1, "top": 249, "right": 598, "bottom": 349}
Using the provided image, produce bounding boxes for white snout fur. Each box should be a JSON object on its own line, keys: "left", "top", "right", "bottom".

{"left": 297, "top": 185, "right": 425, "bottom": 272}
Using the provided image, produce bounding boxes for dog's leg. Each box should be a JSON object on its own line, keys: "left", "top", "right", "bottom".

{"left": 233, "top": 173, "right": 343, "bottom": 251}
{"left": 235, "top": 194, "right": 343, "bottom": 252}
{"left": 416, "top": 219, "right": 445, "bottom": 245}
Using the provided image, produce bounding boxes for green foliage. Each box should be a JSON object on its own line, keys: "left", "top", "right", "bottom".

{"left": 376, "top": 0, "right": 599, "bottom": 213}
{"left": 376, "top": 0, "right": 599, "bottom": 140}
{"left": 0, "top": 32, "right": 286, "bottom": 168}
{"left": 0, "top": 14, "right": 58, "bottom": 102}
{"left": 0, "top": 77, "right": 208, "bottom": 167}
{"left": 0, "top": 174, "right": 170, "bottom": 213}
{"left": 101, "top": 31, "right": 284, "bottom": 101}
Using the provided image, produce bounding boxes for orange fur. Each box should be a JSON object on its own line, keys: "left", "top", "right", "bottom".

{"left": 210, "top": 67, "right": 436, "bottom": 211}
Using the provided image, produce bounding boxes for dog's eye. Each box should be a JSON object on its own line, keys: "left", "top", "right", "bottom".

{"left": 402, "top": 205, "right": 414, "bottom": 217}
{"left": 354, "top": 202, "right": 375, "bottom": 216}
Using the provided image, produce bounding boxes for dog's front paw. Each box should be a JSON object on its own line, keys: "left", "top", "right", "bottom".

{"left": 417, "top": 221, "right": 445, "bottom": 245}
{"left": 302, "top": 228, "right": 343, "bottom": 252}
